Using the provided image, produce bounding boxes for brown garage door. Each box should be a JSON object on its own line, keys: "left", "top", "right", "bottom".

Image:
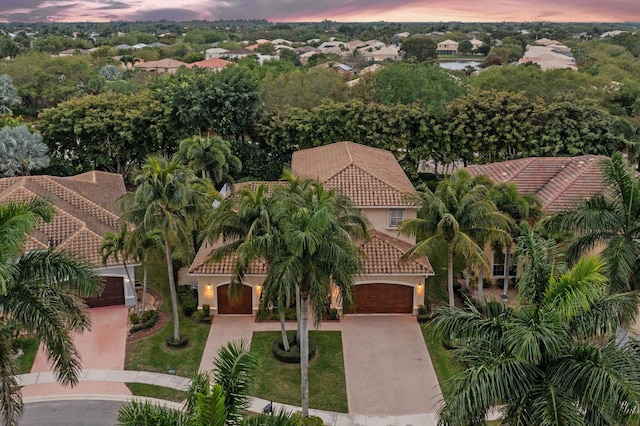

{"left": 217, "top": 284, "right": 253, "bottom": 314}
{"left": 85, "top": 276, "right": 125, "bottom": 308}
{"left": 352, "top": 283, "right": 413, "bottom": 314}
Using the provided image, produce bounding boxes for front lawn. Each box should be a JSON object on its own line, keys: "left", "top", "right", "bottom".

{"left": 125, "top": 258, "right": 210, "bottom": 377}
{"left": 125, "top": 383, "right": 187, "bottom": 402}
{"left": 421, "top": 324, "right": 462, "bottom": 390}
{"left": 14, "top": 336, "right": 39, "bottom": 374}
{"left": 250, "top": 331, "right": 348, "bottom": 413}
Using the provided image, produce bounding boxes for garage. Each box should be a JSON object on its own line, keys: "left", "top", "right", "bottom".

{"left": 217, "top": 284, "right": 253, "bottom": 314}
{"left": 351, "top": 283, "right": 414, "bottom": 314}
{"left": 85, "top": 276, "right": 125, "bottom": 308}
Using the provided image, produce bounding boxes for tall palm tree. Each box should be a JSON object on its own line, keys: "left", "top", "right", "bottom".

{"left": 548, "top": 152, "right": 640, "bottom": 306}
{"left": 0, "top": 198, "right": 101, "bottom": 425}
{"left": 432, "top": 226, "right": 640, "bottom": 425}
{"left": 267, "top": 178, "right": 366, "bottom": 417}
{"left": 399, "top": 170, "right": 510, "bottom": 307}
{"left": 122, "top": 155, "right": 216, "bottom": 343}
{"left": 175, "top": 136, "right": 242, "bottom": 184}
{"left": 117, "top": 340, "right": 292, "bottom": 426}
{"left": 101, "top": 224, "right": 137, "bottom": 313}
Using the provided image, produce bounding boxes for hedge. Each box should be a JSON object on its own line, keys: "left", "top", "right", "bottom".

{"left": 129, "top": 310, "right": 159, "bottom": 334}
{"left": 271, "top": 330, "right": 317, "bottom": 364}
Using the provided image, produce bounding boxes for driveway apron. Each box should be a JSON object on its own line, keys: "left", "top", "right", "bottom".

{"left": 22, "top": 305, "right": 131, "bottom": 397}
{"left": 340, "top": 315, "right": 442, "bottom": 415}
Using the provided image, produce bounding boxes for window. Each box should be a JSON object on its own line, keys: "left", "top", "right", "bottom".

{"left": 492, "top": 251, "right": 516, "bottom": 277}
{"left": 388, "top": 209, "right": 405, "bottom": 228}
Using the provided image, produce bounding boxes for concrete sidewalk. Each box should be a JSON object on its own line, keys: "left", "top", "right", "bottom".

{"left": 16, "top": 369, "right": 441, "bottom": 425}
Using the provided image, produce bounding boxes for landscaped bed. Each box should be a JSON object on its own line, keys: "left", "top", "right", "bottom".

{"left": 250, "top": 330, "right": 348, "bottom": 413}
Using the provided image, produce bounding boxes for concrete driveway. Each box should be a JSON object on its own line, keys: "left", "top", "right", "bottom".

{"left": 340, "top": 315, "right": 442, "bottom": 415}
{"left": 22, "top": 305, "right": 131, "bottom": 397}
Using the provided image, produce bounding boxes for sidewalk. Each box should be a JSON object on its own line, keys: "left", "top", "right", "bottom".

{"left": 17, "top": 369, "right": 441, "bottom": 426}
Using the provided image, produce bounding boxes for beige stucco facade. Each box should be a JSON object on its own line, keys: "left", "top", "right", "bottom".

{"left": 363, "top": 207, "right": 417, "bottom": 244}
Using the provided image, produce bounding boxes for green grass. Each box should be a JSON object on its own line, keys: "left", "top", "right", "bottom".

{"left": 424, "top": 240, "right": 467, "bottom": 306}
{"left": 421, "top": 324, "right": 462, "bottom": 387}
{"left": 125, "top": 383, "right": 187, "bottom": 402}
{"left": 14, "top": 336, "right": 39, "bottom": 374}
{"left": 125, "top": 257, "right": 210, "bottom": 377}
{"left": 250, "top": 331, "right": 348, "bottom": 413}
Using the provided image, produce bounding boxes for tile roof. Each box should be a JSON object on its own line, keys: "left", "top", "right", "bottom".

{"left": 189, "top": 231, "right": 432, "bottom": 277}
{"left": 291, "top": 142, "right": 416, "bottom": 207}
{"left": 465, "top": 155, "right": 606, "bottom": 213}
{"left": 0, "top": 171, "right": 127, "bottom": 267}
{"left": 186, "top": 58, "right": 232, "bottom": 69}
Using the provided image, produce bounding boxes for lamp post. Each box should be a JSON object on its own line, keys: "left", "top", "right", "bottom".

{"left": 500, "top": 293, "right": 509, "bottom": 316}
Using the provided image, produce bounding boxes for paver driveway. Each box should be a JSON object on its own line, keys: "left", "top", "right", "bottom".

{"left": 22, "top": 305, "right": 131, "bottom": 397}
{"left": 340, "top": 315, "right": 442, "bottom": 415}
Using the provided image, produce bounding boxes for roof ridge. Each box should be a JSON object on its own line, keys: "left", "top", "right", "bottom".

{"left": 349, "top": 163, "right": 406, "bottom": 194}
{"left": 539, "top": 156, "right": 600, "bottom": 207}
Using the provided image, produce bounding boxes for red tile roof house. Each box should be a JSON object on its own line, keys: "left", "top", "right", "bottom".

{"left": 0, "top": 171, "right": 137, "bottom": 308}
{"left": 465, "top": 155, "right": 607, "bottom": 280}
{"left": 189, "top": 142, "right": 434, "bottom": 316}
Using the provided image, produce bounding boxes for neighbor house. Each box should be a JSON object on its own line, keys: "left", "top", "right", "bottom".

{"left": 189, "top": 142, "right": 434, "bottom": 316}
{"left": 186, "top": 58, "right": 232, "bottom": 71}
{"left": 134, "top": 58, "right": 187, "bottom": 73}
{"left": 0, "top": 171, "right": 136, "bottom": 308}
{"left": 465, "top": 155, "right": 606, "bottom": 280}
{"left": 436, "top": 39, "right": 459, "bottom": 55}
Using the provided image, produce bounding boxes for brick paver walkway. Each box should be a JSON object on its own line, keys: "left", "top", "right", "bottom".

{"left": 22, "top": 306, "right": 131, "bottom": 398}
{"left": 340, "top": 315, "right": 442, "bottom": 415}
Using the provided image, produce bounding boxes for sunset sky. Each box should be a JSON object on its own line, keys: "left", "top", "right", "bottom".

{"left": 1, "top": 0, "right": 639, "bottom": 23}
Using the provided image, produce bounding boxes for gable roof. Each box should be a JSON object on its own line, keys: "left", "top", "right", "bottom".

{"left": 291, "top": 142, "right": 416, "bottom": 206}
{"left": 186, "top": 58, "right": 232, "bottom": 69}
{"left": 0, "top": 171, "right": 126, "bottom": 267}
{"left": 189, "top": 231, "right": 432, "bottom": 276}
{"left": 465, "top": 155, "right": 606, "bottom": 213}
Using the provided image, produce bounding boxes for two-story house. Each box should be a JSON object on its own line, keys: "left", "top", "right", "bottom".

{"left": 189, "top": 142, "right": 434, "bottom": 315}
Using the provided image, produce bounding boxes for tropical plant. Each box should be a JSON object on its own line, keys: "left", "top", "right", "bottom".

{"left": 175, "top": 136, "right": 241, "bottom": 184}
{"left": 432, "top": 226, "right": 640, "bottom": 425}
{"left": 0, "top": 74, "right": 21, "bottom": 115}
{"left": 100, "top": 224, "right": 137, "bottom": 313}
{"left": 490, "top": 181, "right": 542, "bottom": 295}
{"left": 117, "top": 340, "right": 292, "bottom": 426}
{"left": 399, "top": 170, "right": 510, "bottom": 307}
{"left": 546, "top": 152, "right": 640, "bottom": 310}
{"left": 0, "top": 198, "right": 101, "bottom": 425}
{"left": 124, "top": 227, "right": 162, "bottom": 315}
{"left": 121, "top": 155, "right": 216, "bottom": 343}
{"left": 209, "top": 174, "right": 367, "bottom": 417}
{"left": 99, "top": 65, "right": 122, "bottom": 81}
{"left": 0, "top": 125, "right": 50, "bottom": 177}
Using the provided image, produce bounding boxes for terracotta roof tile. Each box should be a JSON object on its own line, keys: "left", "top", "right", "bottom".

{"left": 189, "top": 231, "right": 432, "bottom": 277}
{"left": 291, "top": 142, "right": 416, "bottom": 207}
{"left": 0, "top": 173, "right": 126, "bottom": 267}
{"left": 465, "top": 155, "right": 606, "bottom": 213}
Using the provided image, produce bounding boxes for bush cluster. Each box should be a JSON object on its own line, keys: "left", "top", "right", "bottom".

{"left": 291, "top": 413, "right": 324, "bottom": 426}
{"left": 129, "top": 310, "right": 159, "bottom": 334}
{"left": 177, "top": 285, "right": 198, "bottom": 317}
{"left": 271, "top": 330, "right": 317, "bottom": 364}
{"left": 416, "top": 303, "right": 432, "bottom": 324}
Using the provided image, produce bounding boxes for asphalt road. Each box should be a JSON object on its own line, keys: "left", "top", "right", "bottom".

{"left": 18, "top": 401, "right": 124, "bottom": 425}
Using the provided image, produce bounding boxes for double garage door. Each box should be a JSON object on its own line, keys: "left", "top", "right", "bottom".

{"left": 351, "top": 283, "right": 414, "bottom": 314}
{"left": 84, "top": 276, "right": 125, "bottom": 308}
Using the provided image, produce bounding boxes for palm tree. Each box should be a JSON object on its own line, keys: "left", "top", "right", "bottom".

{"left": 267, "top": 178, "right": 366, "bottom": 417}
{"left": 399, "top": 170, "right": 510, "bottom": 307}
{"left": 124, "top": 227, "right": 162, "bottom": 315}
{"left": 432, "top": 226, "right": 640, "bottom": 425}
{"left": 547, "top": 152, "right": 640, "bottom": 305}
{"left": 175, "top": 136, "right": 241, "bottom": 184}
{"left": 122, "top": 155, "right": 216, "bottom": 343}
{"left": 101, "top": 224, "right": 137, "bottom": 313}
{"left": 490, "top": 181, "right": 542, "bottom": 295}
{"left": 0, "top": 198, "right": 101, "bottom": 425}
{"left": 117, "top": 340, "right": 292, "bottom": 426}
{"left": 0, "top": 74, "right": 21, "bottom": 116}
{"left": 0, "top": 125, "right": 50, "bottom": 177}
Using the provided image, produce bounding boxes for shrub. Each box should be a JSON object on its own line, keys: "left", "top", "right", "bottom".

{"left": 165, "top": 334, "right": 189, "bottom": 348}
{"left": 417, "top": 314, "right": 433, "bottom": 324}
{"left": 192, "top": 310, "right": 204, "bottom": 321}
{"left": 272, "top": 330, "right": 317, "bottom": 363}
{"left": 129, "top": 313, "right": 140, "bottom": 324}
{"left": 177, "top": 285, "right": 198, "bottom": 317}
{"left": 291, "top": 413, "right": 324, "bottom": 426}
{"left": 202, "top": 304, "right": 210, "bottom": 317}
{"left": 129, "top": 310, "right": 159, "bottom": 334}
{"left": 328, "top": 308, "right": 339, "bottom": 320}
